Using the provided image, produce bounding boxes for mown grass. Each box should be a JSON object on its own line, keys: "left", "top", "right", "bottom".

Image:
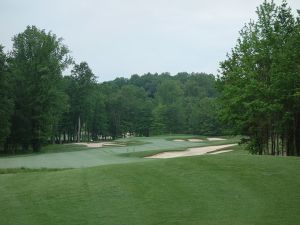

{"left": 41, "top": 143, "right": 88, "bottom": 153}
{"left": 1, "top": 140, "right": 148, "bottom": 157}
{"left": 0, "top": 135, "right": 240, "bottom": 169}
{"left": 113, "top": 139, "right": 149, "bottom": 146}
{"left": 0, "top": 150, "right": 299, "bottom": 225}
{"left": 120, "top": 136, "right": 241, "bottom": 158}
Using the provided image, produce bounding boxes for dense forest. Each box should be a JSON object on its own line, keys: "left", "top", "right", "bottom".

{"left": 218, "top": 1, "right": 300, "bottom": 156}
{"left": 0, "top": 0, "right": 299, "bottom": 156}
{"left": 0, "top": 26, "right": 221, "bottom": 153}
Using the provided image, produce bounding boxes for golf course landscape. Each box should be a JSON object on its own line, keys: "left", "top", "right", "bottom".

{"left": 1, "top": 0, "right": 300, "bottom": 224}
{"left": 0, "top": 135, "right": 238, "bottom": 169}
{"left": 0, "top": 135, "right": 300, "bottom": 225}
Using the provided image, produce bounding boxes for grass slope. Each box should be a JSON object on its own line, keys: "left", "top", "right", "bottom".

{"left": 0, "top": 152, "right": 299, "bottom": 225}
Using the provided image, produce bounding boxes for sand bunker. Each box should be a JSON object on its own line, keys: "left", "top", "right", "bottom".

{"left": 207, "top": 137, "right": 227, "bottom": 141}
{"left": 173, "top": 139, "right": 203, "bottom": 142}
{"left": 103, "top": 143, "right": 125, "bottom": 146}
{"left": 145, "top": 144, "right": 237, "bottom": 159}
{"left": 74, "top": 142, "right": 123, "bottom": 148}
{"left": 187, "top": 139, "right": 203, "bottom": 142}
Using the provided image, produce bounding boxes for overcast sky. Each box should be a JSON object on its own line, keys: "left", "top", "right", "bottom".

{"left": 1, "top": 0, "right": 299, "bottom": 81}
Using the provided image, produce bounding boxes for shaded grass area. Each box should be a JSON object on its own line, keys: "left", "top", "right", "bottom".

{"left": 0, "top": 143, "right": 88, "bottom": 157}
{"left": 41, "top": 143, "right": 88, "bottom": 153}
{"left": 0, "top": 167, "right": 70, "bottom": 174}
{"left": 40, "top": 140, "right": 147, "bottom": 154}
{"left": 0, "top": 152, "right": 299, "bottom": 225}
{"left": 224, "top": 144, "right": 250, "bottom": 155}
{"left": 0, "top": 140, "right": 148, "bottom": 156}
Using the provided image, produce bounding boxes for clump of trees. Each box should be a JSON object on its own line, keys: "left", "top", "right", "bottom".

{"left": 218, "top": 0, "right": 300, "bottom": 156}
{"left": 0, "top": 26, "right": 222, "bottom": 154}
{"left": 58, "top": 72, "right": 221, "bottom": 142}
{"left": 1, "top": 26, "right": 72, "bottom": 153}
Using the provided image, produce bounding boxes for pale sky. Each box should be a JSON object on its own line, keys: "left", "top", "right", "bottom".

{"left": 0, "top": 0, "right": 299, "bottom": 81}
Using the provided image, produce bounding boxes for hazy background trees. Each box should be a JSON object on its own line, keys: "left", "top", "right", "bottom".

{"left": 0, "top": 28, "right": 221, "bottom": 155}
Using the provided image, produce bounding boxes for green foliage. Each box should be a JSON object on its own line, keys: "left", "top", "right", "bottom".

{"left": 0, "top": 46, "right": 13, "bottom": 148}
{"left": 188, "top": 98, "right": 221, "bottom": 135}
{"left": 0, "top": 26, "right": 223, "bottom": 153}
{"left": 90, "top": 91, "right": 108, "bottom": 140}
{"left": 7, "top": 26, "right": 71, "bottom": 152}
{"left": 70, "top": 62, "right": 96, "bottom": 141}
{"left": 107, "top": 85, "right": 153, "bottom": 138}
{"left": 218, "top": 0, "right": 300, "bottom": 156}
{"left": 155, "top": 79, "right": 183, "bottom": 105}
{"left": 151, "top": 104, "right": 168, "bottom": 134}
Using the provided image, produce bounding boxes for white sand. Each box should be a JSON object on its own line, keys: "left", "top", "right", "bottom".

{"left": 145, "top": 144, "right": 237, "bottom": 159}
{"left": 187, "top": 139, "right": 203, "bottom": 142}
{"left": 207, "top": 137, "right": 227, "bottom": 141}
{"left": 103, "top": 143, "right": 125, "bottom": 146}
{"left": 74, "top": 142, "right": 123, "bottom": 148}
{"left": 173, "top": 139, "right": 203, "bottom": 142}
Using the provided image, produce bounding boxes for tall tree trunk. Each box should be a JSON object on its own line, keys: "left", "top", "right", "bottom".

{"left": 295, "top": 113, "right": 300, "bottom": 156}
{"left": 77, "top": 116, "right": 81, "bottom": 142}
{"left": 63, "top": 132, "right": 66, "bottom": 143}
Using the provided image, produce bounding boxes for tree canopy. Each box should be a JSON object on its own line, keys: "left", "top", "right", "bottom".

{"left": 218, "top": 0, "right": 300, "bottom": 156}
{"left": 5, "top": 26, "right": 72, "bottom": 152}
{"left": 0, "top": 26, "right": 221, "bottom": 154}
{"left": 2, "top": 1, "right": 298, "bottom": 157}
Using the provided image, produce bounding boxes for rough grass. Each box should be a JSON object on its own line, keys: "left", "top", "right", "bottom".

{"left": 0, "top": 152, "right": 299, "bottom": 225}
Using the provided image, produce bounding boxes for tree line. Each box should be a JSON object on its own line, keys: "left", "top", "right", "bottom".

{"left": 0, "top": 26, "right": 222, "bottom": 154}
{"left": 1, "top": 1, "right": 298, "bottom": 156}
{"left": 218, "top": 0, "right": 300, "bottom": 156}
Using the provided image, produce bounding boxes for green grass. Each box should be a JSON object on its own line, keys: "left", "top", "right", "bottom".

{"left": 0, "top": 167, "right": 69, "bottom": 174}
{"left": 0, "top": 135, "right": 240, "bottom": 168}
{"left": 121, "top": 138, "right": 241, "bottom": 158}
{"left": 41, "top": 143, "right": 89, "bottom": 153}
{"left": 40, "top": 140, "right": 147, "bottom": 154}
{"left": 0, "top": 152, "right": 299, "bottom": 225}
{"left": 1, "top": 136, "right": 298, "bottom": 224}
{"left": 113, "top": 139, "right": 149, "bottom": 146}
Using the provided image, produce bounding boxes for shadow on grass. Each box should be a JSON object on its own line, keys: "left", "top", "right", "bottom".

{"left": 0, "top": 167, "right": 72, "bottom": 174}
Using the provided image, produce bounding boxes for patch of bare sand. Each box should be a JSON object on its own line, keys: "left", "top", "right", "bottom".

{"left": 207, "top": 137, "right": 227, "bottom": 141}
{"left": 103, "top": 143, "right": 125, "bottom": 146}
{"left": 187, "top": 139, "right": 203, "bottom": 142}
{"left": 145, "top": 144, "right": 237, "bottom": 159}
{"left": 74, "top": 142, "right": 124, "bottom": 148}
{"left": 173, "top": 139, "right": 185, "bottom": 142}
